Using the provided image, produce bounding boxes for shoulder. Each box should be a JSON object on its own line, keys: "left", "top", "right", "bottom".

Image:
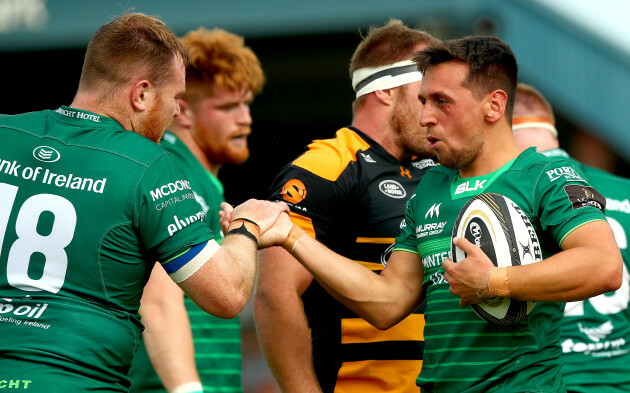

{"left": 0, "top": 110, "right": 48, "bottom": 131}
{"left": 291, "top": 127, "right": 371, "bottom": 181}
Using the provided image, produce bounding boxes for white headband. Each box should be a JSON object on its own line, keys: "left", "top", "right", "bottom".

{"left": 351, "top": 59, "right": 423, "bottom": 99}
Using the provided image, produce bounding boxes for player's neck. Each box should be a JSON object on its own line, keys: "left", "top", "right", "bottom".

{"left": 459, "top": 128, "right": 522, "bottom": 178}
{"left": 70, "top": 93, "right": 131, "bottom": 130}
{"left": 352, "top": 113, "right": 409, "bottom": 162}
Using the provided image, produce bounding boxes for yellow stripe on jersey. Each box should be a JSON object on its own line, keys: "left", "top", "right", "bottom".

{"left": 289, "top": 212, "right": 316, "bottom": 238}
{"left": 355, "top": 260, "right": 385, "bottom": 271}
{"left": 341, "top": 314, "right": 425, "bottom": 344}
{"left": 336, "top": 359, "right": 423, "bottom": 393}
{"left": 292, "top": 128, "right": 371, "bottom": 182}
{"left": 356, "top": 237, "right": 396, "bottom": 244}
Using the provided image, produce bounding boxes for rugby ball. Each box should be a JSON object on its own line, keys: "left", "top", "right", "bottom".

{"left": 451, "top": 192, "right": 542, "bottom": 326}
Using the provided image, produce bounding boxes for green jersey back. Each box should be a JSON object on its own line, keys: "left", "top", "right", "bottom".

{"left": 0, "top": 107, "right": 212, "bottom": 392}
{"left": 129, "top": 131, "right": 242, "bottom": 393}
{"left": 545, "top": 150, "right": 630, "bottom": 393}
{"left": 395, "top": 148, "right": 607, "bottom": 393}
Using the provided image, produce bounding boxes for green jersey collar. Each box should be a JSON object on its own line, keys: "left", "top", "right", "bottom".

{"left": 450, "top": 156, "right": 517, "bottom": 199}
{"left": 54, "top": 106, "right": 123, "bottom": 129}
{"left": 541, "top": 148, "right": 570, "bottom": 158}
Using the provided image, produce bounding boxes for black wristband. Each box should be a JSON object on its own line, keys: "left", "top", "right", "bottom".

{"left": 226, "top": 221, "right": 259, "bottom": 246}
{"left": 232, "top": 217, "right": 260, "bottom": 230}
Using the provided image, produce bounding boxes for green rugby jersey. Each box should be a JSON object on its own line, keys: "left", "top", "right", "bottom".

{"left": 543, "top": 149, "right": 630, "bottom": 393}
{"left": 129, "top": 131, "right": 242, "bottom": 393}
{"left": 0, "top": 107, "right": 213, "bottom": 392}
{"left": 394, "top": 147, "right": 607, "bottom": 393}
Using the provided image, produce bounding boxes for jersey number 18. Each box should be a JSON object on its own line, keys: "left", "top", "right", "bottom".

{"left": 0, "top": 183, "right": 76, "bottom": 294}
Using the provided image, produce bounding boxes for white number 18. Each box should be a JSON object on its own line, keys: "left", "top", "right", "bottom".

{"left": 0, "top": 183, "right": 76, "bottom": 294}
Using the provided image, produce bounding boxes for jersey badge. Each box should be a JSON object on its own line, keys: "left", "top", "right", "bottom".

{"left": 425, "top": 203, "right": 441, "bottom": 219}
{"left": 564, "top": 185, "right": 606, "bottom": 212}
{"left": 33, "top": 146, "right": 60, "bottom": 163}
{"left": 281, "top": 179, "right": 307, "bottom": 204}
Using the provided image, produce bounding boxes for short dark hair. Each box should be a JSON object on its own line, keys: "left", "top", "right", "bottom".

{"left": 414, "top": 36, "right": 518, "bottom": 122}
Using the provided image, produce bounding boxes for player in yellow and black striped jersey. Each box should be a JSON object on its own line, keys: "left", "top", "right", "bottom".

{"left": 255, "top": 21, "right": 440, "bottom": 393}
{"left": 266, "top": 126, "right": 435, "bottom": 393}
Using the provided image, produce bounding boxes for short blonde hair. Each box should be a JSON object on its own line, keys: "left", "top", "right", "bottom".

{"left": 79, "top": 13, "right": 190, "bottom": 95}
{"left": 182, "top": 28, "right": 265, "bottom": 102}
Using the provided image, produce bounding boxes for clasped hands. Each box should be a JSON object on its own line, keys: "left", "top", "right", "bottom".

{"left": 219, "top": 199, "right": 294, "bottom": 248}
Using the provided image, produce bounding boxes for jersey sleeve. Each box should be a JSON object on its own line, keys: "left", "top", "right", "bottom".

{"left": 393, "top": 192, "right": 420, "bottom": 254}
{"left": 535, "top": 159, "right": 607, "bottom": 246}
{"left": 134, "top": 153, "right": 213, "bottom": 263}
{"left": 268, "top": 163, "right": 352, "bottom": 247}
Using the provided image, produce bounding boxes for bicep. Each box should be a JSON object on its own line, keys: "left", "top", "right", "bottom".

{"left": 560, "top": 220, "right": 619, "bottom": 253}
{"left": 380, "top": 250, "right": 425, "bottom": 311}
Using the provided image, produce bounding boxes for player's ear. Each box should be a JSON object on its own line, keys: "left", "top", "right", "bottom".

{"left": 173, "top": 99, "right": 193, "bottom": 128}
{"left": 373, "top": 88, "right": 394, "bottom": 106}
{"left": 485, "top": 89, "right": 507, "bottom": 124}
{"left": 131, "top": 80, "right": 151, "bottom": 112}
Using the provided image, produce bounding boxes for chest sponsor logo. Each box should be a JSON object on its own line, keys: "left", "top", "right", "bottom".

{"left": 423, "top": 251, "right": 452, "bottom": 270}
{"left": 564, "top": 185, "right": 606, "bottom": 211}
{"left": 32, "top": 146, "right": 60, "bottom": 163}
{"left": 150, "top": 180, "right": 191, "bottom": 201}
{"left": 606, "top": 198, "right": 630, "bottom": 214}
{"left": 546, "top": 166, "right": 585, "bottom": 182}
{"left": 416, "top": 221, "right": 447, "bottom": 238}
{"left": 281, "top": 179, "right": 307, "bottom": 204}
{"left": 455, "top": 179, "right": 486, "bottom": 194}
{"left": 379, "top": 180, "right": 406, "bottom": 199}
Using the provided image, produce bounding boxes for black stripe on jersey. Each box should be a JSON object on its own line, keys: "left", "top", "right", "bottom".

{"left": 340, "top": 340, "right": 425, "bottom": 361}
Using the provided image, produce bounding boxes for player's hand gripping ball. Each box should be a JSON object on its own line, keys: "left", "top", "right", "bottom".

{"left": 451, "top": 193, "right": 542, "bottom": 326}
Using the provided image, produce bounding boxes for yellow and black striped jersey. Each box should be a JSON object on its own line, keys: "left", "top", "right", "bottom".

{"left": 269, "top": 127, "right": 435, "bottom": 393}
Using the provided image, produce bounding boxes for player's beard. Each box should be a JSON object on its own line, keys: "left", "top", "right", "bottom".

{"left": 435, "top": 126, "right": 484, "bottom": 170}
{"left": 390, "top": 94, "right": 433, "bottom": 159}
{"left": 141, "top": 95, "right": 173, "bottom": 143}
{"left": 201, "top": 127, "right": 251, "bottom": 165}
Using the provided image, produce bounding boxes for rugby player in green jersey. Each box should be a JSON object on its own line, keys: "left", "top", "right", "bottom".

{"left": 224, "top": 36, "right": 623, "bottom": 392}
{"left": 513, "top": 83, "right": 630, "bottom": 393}
{"left": 0, "top": 13, "right": 287, "bottom": 393}
{"left": 129, "top": 28, "right": 265, "bottom": 393}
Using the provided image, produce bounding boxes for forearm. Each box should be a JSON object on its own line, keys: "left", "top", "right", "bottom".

{"left": 254, "top": 293, "right": 322, "bottom": 393}
{"left": 509, "top": 245, "right": 622, "bottom": 302}
{"left": 140, "top": 266, "right": 200, "bottom": 391}
{"left": 179, "top": 235, "right": 258, "bottom": 318}
{"left": 284, "top": 233, "right": 419, "bottom": 329}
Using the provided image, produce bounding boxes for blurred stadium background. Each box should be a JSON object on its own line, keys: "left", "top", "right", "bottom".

{"left": 2, "top": 0, "right": 628, "bottom": 391}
